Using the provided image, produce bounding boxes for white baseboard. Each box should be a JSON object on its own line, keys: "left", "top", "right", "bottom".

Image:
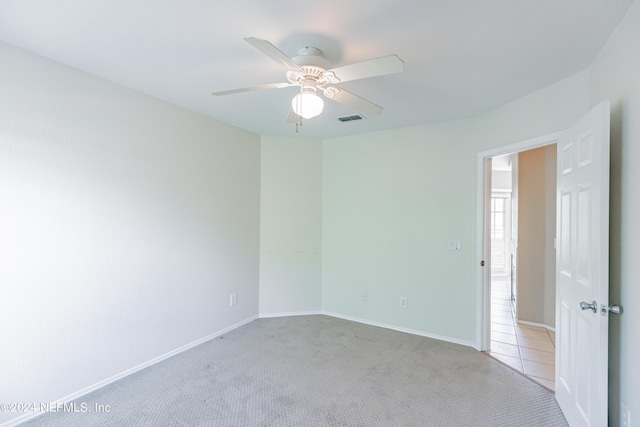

{"left": 516, "top": 318, "right": 556, "bottom": 332}
{"left": 1, "top": 315, "right": 258, "bottom": 427}
{"left": 321, "top": 311, "right": 476, "bottom": 348}
{"left": 259, "top": 310, "right": 322, "bottom": 318}
{"left": 260, "top": 311, "right": 475, "bottom": 348}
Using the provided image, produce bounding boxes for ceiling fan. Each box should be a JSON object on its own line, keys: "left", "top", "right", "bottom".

{"left": 212, "top": 37, "right": 405, "bottom": 123}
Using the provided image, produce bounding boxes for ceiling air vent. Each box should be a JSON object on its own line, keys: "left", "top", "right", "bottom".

{"left": 337, "top": 114, "right": 364, "bottom": 122}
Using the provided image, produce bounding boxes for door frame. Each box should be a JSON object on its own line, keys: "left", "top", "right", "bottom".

{"left": 475, "top": 130, "right": 564, "bottom": 350}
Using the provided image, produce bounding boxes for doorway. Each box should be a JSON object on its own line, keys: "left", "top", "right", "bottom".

{"left": 477, "top": 103, "right": 612, "bottom": 424}
{"left": 476, "top": 132, "right": 562, "bottom": 391}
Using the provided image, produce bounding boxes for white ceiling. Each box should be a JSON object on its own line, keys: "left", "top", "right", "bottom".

{"left": 0, "top": 0, "right": 633, "bottom": 139}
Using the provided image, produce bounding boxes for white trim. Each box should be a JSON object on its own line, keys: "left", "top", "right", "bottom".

{"left": 475, "top": 131, "right": 564, "bottom": 351}
{"left": 258, "top": 310, "right": 322, "bottom": 318}
{"left": 322, "top": 311, "right": 476, "bottom": 348}
{"left": 1, "top": 315, "right": 258, "bottom": 427}
{"left": 477, "top": 131, "right": 565, "bottom": 160}
{"left": 516, "top": 319, "right": 556, "bottom": 332}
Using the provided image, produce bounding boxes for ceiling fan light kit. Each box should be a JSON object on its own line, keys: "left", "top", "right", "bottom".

{"left": 212, "top": 37, "right": 405, "bottom": 128}
{"left": 292, "top": 90, "right": 324, "bottom": 119}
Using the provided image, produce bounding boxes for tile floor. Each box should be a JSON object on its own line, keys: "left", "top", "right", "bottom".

{"left": 488, "top": 276, "right": 556, "bottom": 391}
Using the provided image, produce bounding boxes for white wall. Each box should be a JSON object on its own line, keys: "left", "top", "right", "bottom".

{"left": 318, "top": 72, "right": 590, "bottom": 347}
{"left": 0, "top": 42, "right": 260, "bottom": 426}
{"left": 259, "top": 136, "right": 322, "bottom": 316}
{"left": 589, "top": 0, "right": 640, "bottom": 423}
{"left": 472, "top": 70, "right": 590, "bottom": 152}
{"left": 322, "top": 121, "right": 476, "bottom": 344}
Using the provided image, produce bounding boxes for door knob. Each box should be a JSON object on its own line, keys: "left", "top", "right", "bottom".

{"left": 601, "top": 304, "right": 621, "bottom": 315}
{"left": 580, "top": 300, "right": 597, "bottom": 313}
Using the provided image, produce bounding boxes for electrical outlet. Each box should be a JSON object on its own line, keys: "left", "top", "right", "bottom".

{"left": 230, "top": 293, "right": 237, "bottom": 307}
{"left": 400, "top": 296, "right": 408, "bottom": 308}
{"left": 361, "top": 291, "right": 367, "bottom": 302}
{"left": 448, "top": 239, "right": 461, "bottom": 251}
{"left": 622, "top": 402, "right": 631, "bottom": 427}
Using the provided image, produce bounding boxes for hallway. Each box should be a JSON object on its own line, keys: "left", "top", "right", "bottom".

{"left": 488, "top": 276, "right": 556, "bottom": 391}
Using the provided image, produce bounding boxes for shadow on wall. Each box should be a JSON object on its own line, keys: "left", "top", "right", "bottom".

{"left": 607, "top": 98, "right": 624, "bottom": 422}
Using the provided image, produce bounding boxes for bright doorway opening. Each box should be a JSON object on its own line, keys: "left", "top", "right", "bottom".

{"left": 478, "top": 137, "right": 560, "bottom": 391}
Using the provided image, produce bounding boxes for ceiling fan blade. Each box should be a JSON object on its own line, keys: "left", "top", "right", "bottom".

{"left": 326, "top": 88, "right": 383, "bottom": 117}
{"left": 286, "top": 107, "right": 301, "bottom": 123}
{"left": 327, "top": 55, "right": 404, "bottom": 83}
{"left": 212, "top": 82, "right": 294, "bottom": 96}
{"left": 244, "top": 37, "right": 302, "bottom": 71}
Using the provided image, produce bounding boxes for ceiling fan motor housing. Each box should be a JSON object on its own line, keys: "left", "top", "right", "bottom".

{"left": 287, "top": 46, "right": 333, "bottom": 88}
{"left": 293, "top": 47, "right": 330, "bottom": 69}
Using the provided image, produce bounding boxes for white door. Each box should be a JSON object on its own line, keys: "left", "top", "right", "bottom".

{"left": 555, "top": 101, "right": 610, "bottom": 426}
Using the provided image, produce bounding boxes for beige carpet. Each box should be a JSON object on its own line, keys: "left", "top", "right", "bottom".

{"left": 23, "top": 315, "right": 567, "bottom": 426}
